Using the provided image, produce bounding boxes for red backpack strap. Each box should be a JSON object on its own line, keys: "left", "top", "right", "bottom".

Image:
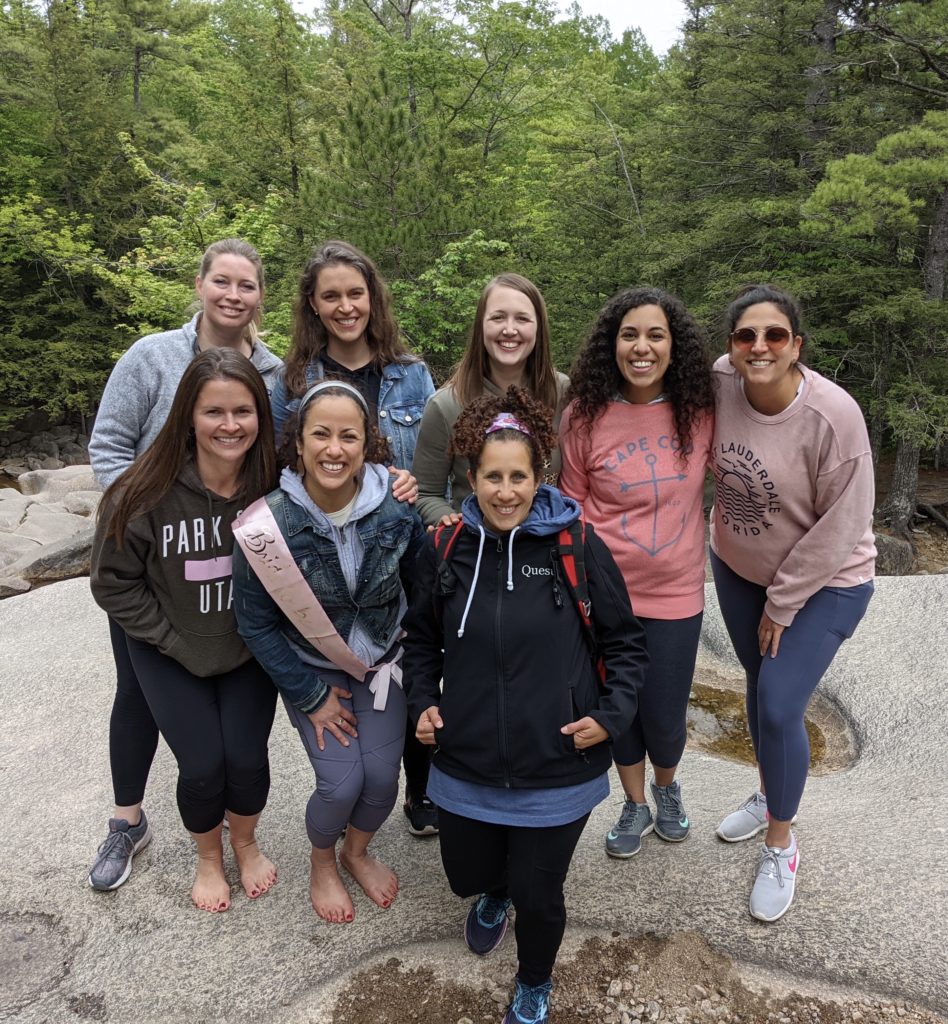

{"left": 556, "top": 515, "right": 605, "bottom": 684}
{"left": 433, "top": 520, "right": 464, "bottom": 603}
{"left": 557, "top": 516, "right": 592, "bottom": 629}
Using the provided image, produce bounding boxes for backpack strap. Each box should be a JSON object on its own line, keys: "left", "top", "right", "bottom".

{"left": 433, "top": 520, "right": 464, "bottom": 601}
{"left": 555, "top": 515, "right": 605, "bottom": 684}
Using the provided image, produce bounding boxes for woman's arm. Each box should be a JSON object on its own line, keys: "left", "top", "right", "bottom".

{"left": 411, "top": 397, "right": 456, "bottom": 526}
{"left": 765, "top": 450, "right": 875, "bottom": 628}
{"left": 88, "top": 354, "right": 154, "bottom": 489}
{"left": 399, "top": 539, "right": 447, "bottom": 722}
{"left": 557, "top": 402, "right": 591, "bottom": 503}
{"left": 269, "top": 372, "right": 295, "bottom": 447}
{"left": 90, "top": 512, "right": 178, "bottom": 656}
{"left": 231, "top": 545, "right": 332, "bottom": 714}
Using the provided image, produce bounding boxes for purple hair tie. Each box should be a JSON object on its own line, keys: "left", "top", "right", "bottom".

{"left": 485, "top": 412, "right": 532, "bottom": 437}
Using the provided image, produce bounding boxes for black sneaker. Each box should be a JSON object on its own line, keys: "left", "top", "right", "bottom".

{"left": 88, "top": 812, "right": 152, "bottom": 891}
{"left": 403, "top": 793, "right": 439, "bottom": 836}
{"left": 464, "top": 893, "right": 511, "bottom": 955}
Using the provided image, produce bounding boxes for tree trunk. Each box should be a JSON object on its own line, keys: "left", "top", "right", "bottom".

{"left": 880, "top": 437, "right": 920, "bottom": 540}
{"left": 801, "top": 0, "right": 839, "bottom": 169}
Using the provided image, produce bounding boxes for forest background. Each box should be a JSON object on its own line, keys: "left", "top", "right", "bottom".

{"left": 1, "top": 0, "right": 947, "bottom": 535}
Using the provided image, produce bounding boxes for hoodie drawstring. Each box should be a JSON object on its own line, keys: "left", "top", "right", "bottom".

{"left": 457, "top": 524, "right": 486, "bottom": 638}
{"left": 505, "top": 525, "right": 521, "bottom": 591}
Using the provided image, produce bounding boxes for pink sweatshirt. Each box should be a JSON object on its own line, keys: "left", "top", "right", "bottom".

{"left": 559, "top": 399, "right": 714, "bottom": 619}
{"left": 710, "top": 358, "right": 876, "bottom": 626}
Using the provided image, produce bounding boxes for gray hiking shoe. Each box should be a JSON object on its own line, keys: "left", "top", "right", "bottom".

{"left": 650, "top": 779, "right": 690, "bottom": 842}
{"left": 716, "top": 792, "right": 797, "bottom": 843}
{"left": 88, "top": 812, "right": 152, "bottom": 891}
{"left": 605, "top": 799, "right": 654, "bottom": 858}
{"left": 749, "top": 836, "right": 799, "bottom": 922}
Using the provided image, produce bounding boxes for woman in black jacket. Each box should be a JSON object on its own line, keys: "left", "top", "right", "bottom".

{"left": 402, "top": 387, "right": 648, "bottom": 1024}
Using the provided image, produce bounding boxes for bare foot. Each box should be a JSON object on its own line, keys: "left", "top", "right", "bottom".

{"left": 310, "top": 850, "right": 354, "bottom": 924}
{"left": 191, "top": 856, "right": 231, "bottom": 913}
{"left": 339, "top": 848, "right": 399, "bottom": 909}
{"left": 231, "top": 837, "right": 277, "bottom": 900}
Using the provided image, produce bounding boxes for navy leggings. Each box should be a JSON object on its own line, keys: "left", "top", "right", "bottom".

{"left": 613, "top": 612, "right": 703, "bottom": 768}
{"left": 438, "top": 808, "right": 590, "bottom": 987}
{"left": 126, "top": 636, "right": 276, "bottom": 834}
{"left": 108, "top": 618, "right": 159, "bottom": 808}
{"left": 710, "top": 551, "right": 873, "bottom": 821}
{"left": 283, "top": 667, "right": 406, "bottom": 849}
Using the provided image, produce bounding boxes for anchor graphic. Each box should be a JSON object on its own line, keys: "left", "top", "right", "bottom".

{"left": 618, "top": 453, "right": 688, "bottom": 557}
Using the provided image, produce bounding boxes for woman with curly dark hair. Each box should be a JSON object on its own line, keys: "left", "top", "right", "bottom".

{"left": 559, "top": 286, "right": 715, "bottom": 863}
{"left": 403, "top": 386, "right": 647, "bottom": 1024}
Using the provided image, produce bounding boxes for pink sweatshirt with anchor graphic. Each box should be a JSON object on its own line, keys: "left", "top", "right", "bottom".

{"left": 559, "top": 400, "right": 714, "bottom": 619}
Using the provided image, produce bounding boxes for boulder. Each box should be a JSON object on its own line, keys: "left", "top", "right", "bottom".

{"left": 18, "top": 464, "right": 98, "bottom": 499}
{"left": 2, "top": 523, "right": 95, "bottom": 581}
{"left": 0, "top": 576, "right": 30, "bottom": 598}
{"left": 875, "top": 533, "right": 915, "bottom": 576}
{"left": 14, "top": 507, "right": 90, "bottom": 546}
{"left": 0, "top": 533, "right": 40, "bottom": 571}
{"left": 0, "top": 492, "right": 33, "bottom": 532}
{"left": 63, "top": 490, "right": 102, "bottom": 516}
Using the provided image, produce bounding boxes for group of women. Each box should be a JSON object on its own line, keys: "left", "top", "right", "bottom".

{"left": 86, "top": 236, "right": 875, "bottom": 1024}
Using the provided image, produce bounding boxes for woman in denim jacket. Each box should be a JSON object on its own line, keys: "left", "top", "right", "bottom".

{"left": 233, "top": 381, "right": 425, "bottom": 924}
{"left": 270, "top": 240, "right": 434, "bottom": 470}
{"left": 270, "top": 241, "right": 437, "bottom": 836}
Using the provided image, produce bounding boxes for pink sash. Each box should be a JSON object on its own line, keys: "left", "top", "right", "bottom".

{"left": 232, "top": 496, "right": 402, "bottom": 711}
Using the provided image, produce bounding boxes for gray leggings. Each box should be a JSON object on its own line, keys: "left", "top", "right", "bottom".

{"left": 283, "top": 667, "right": 406, "bottom": 849}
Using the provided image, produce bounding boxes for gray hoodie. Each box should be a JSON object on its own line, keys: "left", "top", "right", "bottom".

{"left": 89, "top": 313, "right": 283, "bottom": 488}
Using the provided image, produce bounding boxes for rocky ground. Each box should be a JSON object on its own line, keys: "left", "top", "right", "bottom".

{"left": 328, "top": 932, "right": 945, "bottom": 1024}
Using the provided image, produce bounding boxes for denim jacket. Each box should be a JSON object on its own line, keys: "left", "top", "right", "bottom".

{"left": 232, "top": 466, "right": 426, "bottom": 713}
{"left": 270, "top": 357, "right": 435, "bottom": 470}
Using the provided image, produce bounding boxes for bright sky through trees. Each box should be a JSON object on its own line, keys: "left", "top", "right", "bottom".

{"left": 564, "top": 0, "right": 686, "bottom": 53}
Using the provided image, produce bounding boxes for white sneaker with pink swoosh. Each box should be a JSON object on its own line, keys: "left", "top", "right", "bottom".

{"left": 749, "top": 833, "right": 799, "bottom": 922}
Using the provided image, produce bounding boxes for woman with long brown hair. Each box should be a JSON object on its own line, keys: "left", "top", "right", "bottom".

{"left": 91, "top": 348, "right": 280, "bottom": 913}
{"left": 412, "top": 273, "right": 569, "bottom": 528}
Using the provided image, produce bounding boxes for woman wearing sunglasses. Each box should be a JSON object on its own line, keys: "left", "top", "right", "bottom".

{"left": 710, "top": 284, "right": 876, "bottom": 922}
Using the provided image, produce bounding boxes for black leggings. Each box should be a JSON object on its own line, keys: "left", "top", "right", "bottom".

{"left": 438, "top": 807, "right": 590, "bottom": 986}
{"left": 125, "top": 636, "right": 277, "bottom": 834}
{"left": 108, "top": 618, "right": 159, "bottom": 808}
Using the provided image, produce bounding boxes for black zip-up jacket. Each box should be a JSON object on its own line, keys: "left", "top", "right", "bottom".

{"left": 402, "top": 486, "right": 648, "bottom": 790}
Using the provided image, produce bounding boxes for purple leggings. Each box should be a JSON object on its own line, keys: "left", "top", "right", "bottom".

{"left": 283, "top": 667, "right": 406, "bottom": 848}
{"left": 710, "top": 550, "right": 873, "bottom": 820}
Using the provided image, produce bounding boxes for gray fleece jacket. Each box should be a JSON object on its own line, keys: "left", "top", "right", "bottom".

{"left": 89, "top": 313, "right": 283, "bottom": 488}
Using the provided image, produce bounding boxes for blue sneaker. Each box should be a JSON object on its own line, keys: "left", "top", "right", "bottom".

{"left": 464, "top": 893, "right": 511, "bottom": 955}
{"left": 650, "top": 779, "right": 690, "bottom": 842}
{"left": 605, "top": 799, "right": 653, "bottom": 859}
{"left": 88, "top": 812, "right": 152, "bottom": 891}
{"left": 503, "top": 978, "right": 552, "bottom": 1023}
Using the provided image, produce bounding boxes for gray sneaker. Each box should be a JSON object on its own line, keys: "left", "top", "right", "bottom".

{"left": 716, "top": 792, "right": 797, "bottom": 843}
{"left": 650, "top": 779, "right": 690, "bottom": 842}
{"left": 88, "top": 813, "right": 152, "bottom": 891}
{"left": 749, "top": 836, "right": 799, "bottom": 922}
{"left": 605, "top": 799, "right": 654, "bottom": 859}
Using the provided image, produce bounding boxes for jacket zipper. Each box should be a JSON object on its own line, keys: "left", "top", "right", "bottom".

{"left": 495, "top": 536, "right": 511, "bottom": 787}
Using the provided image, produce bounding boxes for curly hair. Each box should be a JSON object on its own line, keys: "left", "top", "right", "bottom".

{"left": 450, "top": 386, "right": 556, "bottom": 477}
{"left": 566, "top": 287, "right": 715, "bottom": 466}
{"left": 279, "top": 381, "right": 392, "bottom": 471}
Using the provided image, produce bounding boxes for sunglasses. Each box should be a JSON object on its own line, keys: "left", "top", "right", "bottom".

{"left": 730, "top": 326, "right": 793, "bottom": 348}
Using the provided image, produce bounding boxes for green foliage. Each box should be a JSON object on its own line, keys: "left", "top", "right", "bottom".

{"left": 1, "top": 0, "right": 946, "bottom": 488}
